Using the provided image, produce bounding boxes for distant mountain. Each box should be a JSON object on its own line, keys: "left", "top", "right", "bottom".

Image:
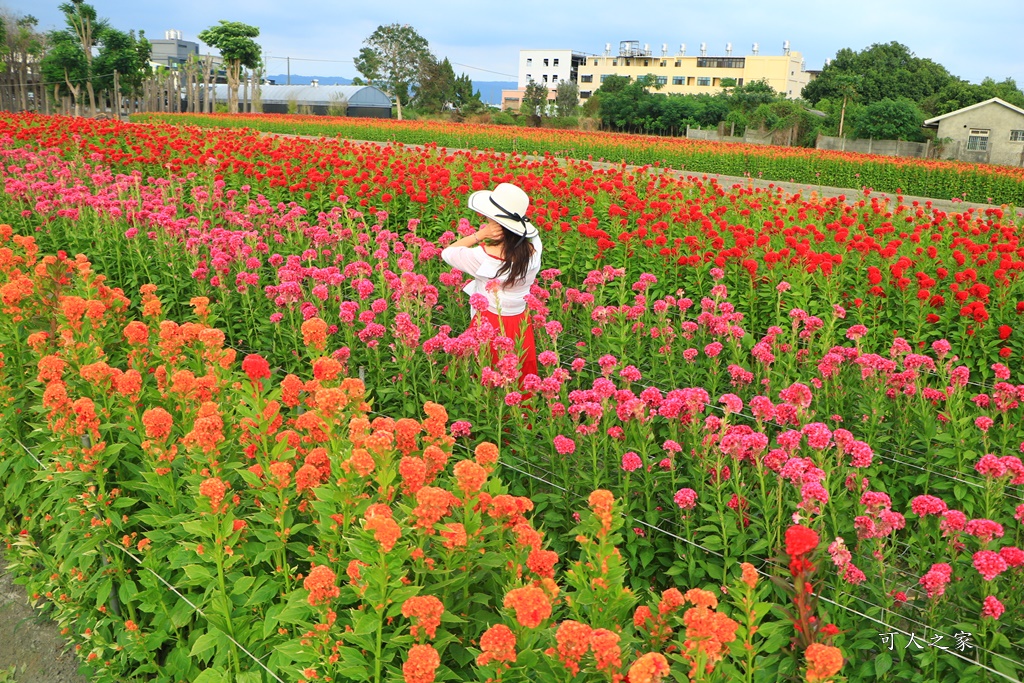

{"left": 264, "top": 74, "right": 515, "bottom": 107}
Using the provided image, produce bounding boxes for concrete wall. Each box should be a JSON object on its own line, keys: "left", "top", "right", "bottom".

{"left": 816, "top": 135, "right": 931, "bottom": 159}
{"left": 687, "top": 126, "right": 773, "bottom": 145}
{"left": 518, "top": 50, "right": 577, "bottom": 89}
{"left": 934, "top": 102, "right": 1024, "bottom": 167}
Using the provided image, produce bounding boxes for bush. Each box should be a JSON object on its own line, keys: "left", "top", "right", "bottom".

{"left": 545, "top": 116, "right": 579, "bottom": 130}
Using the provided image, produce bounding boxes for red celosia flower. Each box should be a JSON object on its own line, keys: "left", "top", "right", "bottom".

{"left": 295, "top": 464, "right": 322, "bottom": 493}
{"left": 402, "top": 643, "right": 440, "bottom": 683}
{"left": 504, "top": 585, "right": 552, "bottom": 628}
{"left": 981, "top": 595, "right": 1005, "bottom": 620}
{"left": 627, "top": 652, "right": 670, "bottom": 683}
{"left": 804, "top": 643, "right": 844, "bottom": 682}
{"left": 785, "top": 525, "right": 819, "bottom": 557}
{"left": 304, "top": 564, "right": 339, "bottom": 607}
{"left": 198, "top": 477, "right": 228, "bottom": 513}
{"left": 241, "top": 354, "right": 271, "bottom": 384}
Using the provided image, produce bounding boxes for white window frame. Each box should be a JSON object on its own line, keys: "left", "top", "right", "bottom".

{"left": 1010, "top": 129, "right": 1024, "bottom": 142}
{"left": 697, "top": 76, "right": 711, "bottom": 87}
{"left": 966, "top": 129, "right": 990, "bottom": 151}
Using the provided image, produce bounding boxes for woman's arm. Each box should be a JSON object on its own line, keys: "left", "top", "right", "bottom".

{"left": 442, "top": 223, "right": 506, "bottom": 274}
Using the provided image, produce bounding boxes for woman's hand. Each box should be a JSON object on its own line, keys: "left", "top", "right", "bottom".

{"left": 474, "top": 222, "right": 504, "bottom": 244}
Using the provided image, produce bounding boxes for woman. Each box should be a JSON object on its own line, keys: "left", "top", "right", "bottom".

{"left": 441, "top": 183, "right": 542, "bottom": 389}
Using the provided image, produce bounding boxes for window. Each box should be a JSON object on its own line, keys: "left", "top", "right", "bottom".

{"left": 674, "top": 60, "right": 681, "bottom": 67}
{"left": 542, "top": 75, "right": 548, "bottom": 82}
{"left": 526, "top": 74, "right": 531, "bottom": 80}
{"left": 660, "top": 60, "right": 666, "bottom": 67}
{"left": 672, "top": 76, "right": 684, "bottom": 85}
{"left": 655, "top": 76, "right": 667, "bottom": 86}
{"left": 697, "top": 77, "right": 711, "bottom": 86}
{"left": 612, "top": 59, "right": 618, "bottom": 66}
{"left": 580, "top": 90, "right": 592, "bottom": 99}
{"left": 643, "top": 60, "right": 649, "bottom": 66}
{"left": 553, "top": 58, "right": 559, "bottom": 66}
{"left": 551, "top": 75, "right": 558, "bottom": 82}
{"left": 967, "top": 129, "right": 990, "bottom": 151}
{"left": 696, "top": 57, "right": 745, "bottom": 69}
{"left": 580, "top": 74, "right": 593, "bottom": 83}
{"left": 600, "top": 74, "right": 610, "bottom": 82}
{"left": 543, "top": 58, "right": 549, "bottom": 66}
{"left": 526, "top": 58, "right": 532, "bottom": 66}
{"left": 1011, "top": 130, "right": 1024, "bottom": 141}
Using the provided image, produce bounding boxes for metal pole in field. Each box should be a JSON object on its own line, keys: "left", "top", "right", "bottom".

{"left": 287, "top": 57, "right": 291, "bottom": 85}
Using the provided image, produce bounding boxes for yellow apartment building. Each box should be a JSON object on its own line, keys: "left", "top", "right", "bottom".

{"left": 502, "top": 40, "right": 814, "bottom": 110}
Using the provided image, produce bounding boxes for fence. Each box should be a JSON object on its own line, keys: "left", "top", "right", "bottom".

{"left": 686, "top": 124, "right": 774, "bottom": 145}
{"left": 815, "top": 134, "right": 934, "bottom": 159}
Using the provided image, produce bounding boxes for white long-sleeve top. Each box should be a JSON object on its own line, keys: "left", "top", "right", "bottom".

{"left": 441, "top": 235, "right": 542, "bottom": 316}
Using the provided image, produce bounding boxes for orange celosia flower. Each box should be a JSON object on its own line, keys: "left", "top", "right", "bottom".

{"left": 805, "top": 643, "right": 844, "bottom": 682}
{"left": 411, "top": 487, "right": 457, "bottom": 532}
{"left": 348, "top": 448, "right": 375, "bottom": 477}
{"left": 401, "top": 595, "right": 445, "bottom": 640}
{"left": 590, "top": 628, "right": 622, "bottom": 675}
{"left": 440, "top": 523, "right": 467, "bottom": 550}
{"left": 453, "top": 459, "right": 487, "bottom": 496}
{"left": 395, "top": 418, "right": 422, "bottom": 455}
{"left": 588, "top": 489, "right": 615, "bottom": 535}
{"left": 281, "top": 374, "right": 304, "bottom": 408}
{"left": 189, "top": 296, "right": 210, "bottom": 319}
{"left": 554, "top": 620, "right": 592, "bottom": 676}
{"left": 184, "top": 402, "right": 224, "bottom": 454}
{"left": 304, "top": 564, "right": 340, "bottom": 607}
{"left": 199, "top": 477, "right": 228, "bottom": 513}
{"left": 37, "top": 354, "right": 66, "bottom": 383}
{"left": 627, "top": 652, "right": 670, "bottom": 683}
{"left": 474, "top": 442, "right": 499, "bottom": 470}
{"left": 295, "top": 464, "right": 322, "bottom": 493}
{"left": 304, "top": 448, "right": 331, "bottom": 480}
{"left": 365, "top": 503, "right": 392, "bottom": 520}
{"left": 114, "top": 369, "right": 143, "bottom": 400}
{"left": 71, "top": 397, "right": 100, "bottom": 438}
{"left": 526, "top": 548, "right": 559, "bottom": 579}
{"left": 402, "top": 643, "right": 440, "bottom": 683}
{"left": 365, "top": 515, "right": 401, "bottom": 553}
{"left": 740, "top": 562, "right": 758, "bottom": 589}
{"left": 503, "top": 585, "right": 552, "bottom": 629}
{"left": 683, "top": 588, "right": 718, "bottom": 609}
{"left": 477, "top": 623, "right": 517, "bottom": 667}
{"left": 141, "top": 407, "right": 173, "bottom": 440}
{"left": 399, "top": 456, "right": 428, "bottom": 495}
{"left": 301, "top": 318, "right": 329, "bottom": 351}
{"left": 513, "top": 522, "right": 543, "bottom": 550}
{"left": 312, "top": 356, "right": 343, "bottom": 381}
{"left": 658, "top": 588, "right": 685, "bottom": 615}
{"left": 268, "top": 461, "right": 293, "bottom": 489}
{"left": 422, "top": 444, "right": 449, "bottom": 477}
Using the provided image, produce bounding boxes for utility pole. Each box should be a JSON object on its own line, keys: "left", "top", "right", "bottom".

{"left": 287, "top": 57, "right": 291, "bottom": 85}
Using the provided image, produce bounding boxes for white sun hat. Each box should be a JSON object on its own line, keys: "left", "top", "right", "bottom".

{"left": 467, "top": 183, "right": 538, "bottom": 239}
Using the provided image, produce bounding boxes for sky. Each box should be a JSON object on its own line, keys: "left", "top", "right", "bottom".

{"left": 12, "top": 0, "right": 1024, "bottom": 86}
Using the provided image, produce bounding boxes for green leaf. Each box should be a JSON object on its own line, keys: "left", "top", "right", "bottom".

{"left": 875, "top": 651, "right": 892, "bottom": 676}
{"left": 183, "top": 564, "right": 214, "bottom": 583}
{"left": 190, "top": 632, "right": 220, "bottom": 660}
{"left": 192, "top": 667, "right": 227, "bottom": 683}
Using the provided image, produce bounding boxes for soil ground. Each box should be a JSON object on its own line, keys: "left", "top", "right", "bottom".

{"left": 0, "top": 555, "right": 89, "bottom": 683}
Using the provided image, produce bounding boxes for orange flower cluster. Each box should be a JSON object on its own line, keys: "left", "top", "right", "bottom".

{"left": 402, "top": 643, "right": 440, "bottom": 683}
{"left": 476, "top": 624, "right": 517, "bottom": 668}
{"left": 680, "top": 590, "right": 739, "bottom": 679}
{"left": 301, "top": 317, "right": 328, "bottom": 351}
{"left": 588, "top": 489, "right": 615, "bottom": 536}
{"left": 365, "top": 514, "right": 401, "bottom": 553}
{"left": 440, "top": 522, "right": 467, "bottom": 550}
{"left": 199, "top": 477, "right": 228, "bottom": 514}
{"left": 304, "top": 564, "right": 340, "bottom": 607}
{"left": 590, "top": 628, "right": 623, "bottom": 679}
{"left": 141, "top": 407, "right": 173, "bottom": 441}
{"left": 453, "top": 459, "right": 487, "bottom": 497}
{"left": 627, "top": 652, "right": 670, "bottom": 683}
{"left": 503, "top": 585, "right": 552, "bottom": 629}
{"left": 411, "top": 486, "right": 457, "bottom": 532}
{"left": 401, "top": 595, "right": 445, "bottom": 640}
{"left": 804, "top": 643, "right": 844, "bottom": 682}
{"left": 474, "top": 441, "right": 499, "bottom": 471}
{"left": 553, "top": 620, "right": 592, "bottom": 676}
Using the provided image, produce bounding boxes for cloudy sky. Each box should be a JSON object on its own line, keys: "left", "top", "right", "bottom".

{"left": 14, "top": 0, "right": 1024, "bottom": 85}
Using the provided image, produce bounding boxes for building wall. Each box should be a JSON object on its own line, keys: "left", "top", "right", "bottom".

{"left": 517, "top": 50, "right": 577, "bottom": 89}
{"left": 149, "top": 39, "right": 200, "bottom": 67}
{"left": 934, "top": 103, "right": 1024, "bottom": 167}
{"left": 574, "top": 50, "right": 810, "bottom": 100}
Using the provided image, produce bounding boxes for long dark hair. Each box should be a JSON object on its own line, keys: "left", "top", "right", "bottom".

{"left": 495, "top": 227, "right": 534, "bottom": 287}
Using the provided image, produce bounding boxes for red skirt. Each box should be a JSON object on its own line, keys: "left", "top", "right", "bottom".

{"left": 471, "top": 309, "right": 538, "bottom": 390}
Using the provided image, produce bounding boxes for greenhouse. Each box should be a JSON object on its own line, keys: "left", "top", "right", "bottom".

{"left": 210, "top": 84, "right": 392, "bottom": 117}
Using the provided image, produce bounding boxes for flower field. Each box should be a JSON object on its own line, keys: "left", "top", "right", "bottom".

{"left": 1, "top": 110, "right": 1023, "bottom": 683}
{"left": 134, "top": 111, "right": 1024, "bottom": 206}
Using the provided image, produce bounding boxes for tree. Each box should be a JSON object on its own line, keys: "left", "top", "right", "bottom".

{"left": 452, "top": 73, "right": 483, "bottom": 114}
{"left": 520, "top": 79, "right": 548, "bottom": 124}
{"left": 354, "top": 23, "right": 432, "bottom": 120}
{"left": 851, "top": 98, "right": 925, "bottom": 141}
{"left": 93, "top": 28, "right": 144, "bottom": 111}
{"left": 198, "top": 20, "right": 261, "bottom": 115}
{"left": 2, "top": 12, "right": 45, "bottom": 112}
{"left": 415, "top": 56, "right": 455, "bottom": 114}
{"left": 728, "top": 79, "right": 779, "bottom": 112}
{"left": 554, "top": 79, "right": 579, "bottom": 117}
{"left": 59, "top": 0, "right": 107, "bottom": 115}
{"left": 40, "top": 30, "right": 87, "bottom": 114}
{"left": 803, "top": 42, "right": 952, "bottom": 112}
{"left": 832, "top": 73, "right": 862, "bottom": 137}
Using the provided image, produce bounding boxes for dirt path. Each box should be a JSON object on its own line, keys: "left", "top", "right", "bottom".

{"left": 0, "top": 555, "right": 88, "bottom": 683}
